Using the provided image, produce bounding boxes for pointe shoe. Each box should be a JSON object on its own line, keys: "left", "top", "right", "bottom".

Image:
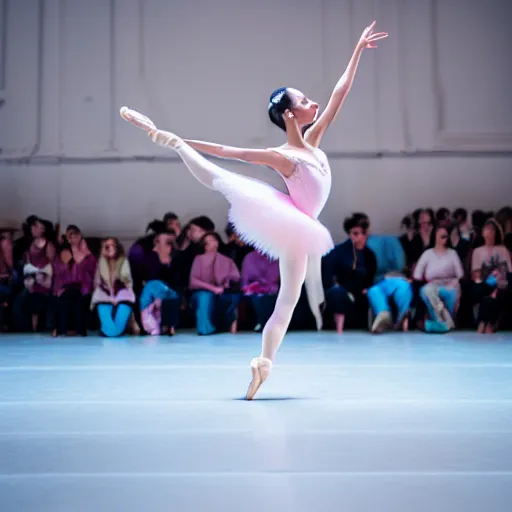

{"left": 246, "top": 357, "right": 272, "bottom": 401}
{"left": 148, "top": 129, "right": 183, "bottom": 150}
{"left": 120, "top": 106, "right": 156, "bottom": 132}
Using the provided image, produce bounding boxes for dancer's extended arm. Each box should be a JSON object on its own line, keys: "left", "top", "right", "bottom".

{"left": 183, "top": 139, "right": 295, "bottom": 177}
{"left": 305, "top": 21, "right": 387, "bottom": 148}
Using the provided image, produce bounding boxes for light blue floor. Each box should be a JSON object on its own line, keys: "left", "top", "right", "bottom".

{"left": 1, "top": 330, "right": 512, "bottom": 511}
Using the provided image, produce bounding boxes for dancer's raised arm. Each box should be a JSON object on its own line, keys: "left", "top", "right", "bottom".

{"left": 305, "top": 21, "right": 387, "bottom": 148}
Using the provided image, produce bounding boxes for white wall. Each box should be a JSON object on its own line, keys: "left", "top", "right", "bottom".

{"left": 0, "top": 0, "right": 511, "bottom": 241}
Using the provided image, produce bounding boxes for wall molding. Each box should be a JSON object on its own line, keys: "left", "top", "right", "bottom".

{"left": 430, "top": 0, "right": 512, "bottom": 151}
{"left": 2, "top": 149, "right": 512, "bottom": 166}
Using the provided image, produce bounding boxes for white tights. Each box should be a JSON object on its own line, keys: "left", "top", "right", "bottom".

{"left": 153, "top": 130, "right": 324, "bottom": 362}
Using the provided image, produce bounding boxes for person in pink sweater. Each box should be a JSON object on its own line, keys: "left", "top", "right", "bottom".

{"left": 189, "top": 233, "right": 241, "bottom": 336}
{"left": 413, "top": 226, "right": 464, "bottom": 332}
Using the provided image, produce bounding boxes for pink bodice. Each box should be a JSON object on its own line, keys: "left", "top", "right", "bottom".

{"left": 278, "top": 147, "right": 332, "bottom": 219}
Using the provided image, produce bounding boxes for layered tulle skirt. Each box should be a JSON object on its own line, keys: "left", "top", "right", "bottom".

{"left": 212, "top": 171, "right": 333, "bottom": 261}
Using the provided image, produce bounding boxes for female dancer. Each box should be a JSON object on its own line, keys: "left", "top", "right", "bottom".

{"left": 121, "top": 21, "right": 387, "bottom": 399}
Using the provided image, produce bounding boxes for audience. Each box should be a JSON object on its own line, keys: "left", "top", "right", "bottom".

{"left": 189, "top": 232, "right": 241, "bottom": 335}
{"left": 470, "top": 218, "right": 511, "bottom": 333}
{"left": 241, "top": 248, "right": 280, "bottom": 332}
{"left": 413, "top": 226, "right": 465, "bottom": 333}
{"left": 21, "top": 236, "right": 55, "bottom": 332}
{"left": 410, "top": 208, "right": 435, "bottom": 264}
{"left": 51, "top": 243, "right": 94, "bottom": 336}
{"left": 2, "top": 203, "right": 511, "bottom": 336}
{"left": 139, "top": 230, "right": 182, "bottom": 336}
{"left": 0, "top": 224, "right": 19, "bottom": 331}
{"left": 221, "top": 222, "right": 252, "bottom": 270}
{"left": 323, "top": 213, "right": 377, "bottom": 333}
{"left": 91, "top": 238, "right": 139, "bottom": 337}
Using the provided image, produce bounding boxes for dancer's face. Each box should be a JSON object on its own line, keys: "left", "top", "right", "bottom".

{"left": 203, "top": 234, "right": 219, "bottom": 253}
{"left": 287, "top": 88, "right": 319, "bottom": 126}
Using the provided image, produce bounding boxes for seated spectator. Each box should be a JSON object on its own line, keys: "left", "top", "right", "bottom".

{"left": 241, "top": 249, "right": 280, "bottom": 332}
{"left": 0, "top": 224, "right": 21, "bottom": 331}
{"left": 399, "top": 215, "right": 416, "bottom": 272}
{"left": 91, "top": 238, "right": 139, "bottom": 337}
{"left": 128, "top": 220, "right": 168, "bottom": 295}
{"left": 13, "top": 215, "right": 55, "bottom": 264}
{"left": 367, "top": 233, "right": 406, "bottom": 283}
{"left": 496, "top": 206, "right": 512, "bottom": 253}
{"left": 323, "top": 213, "right": 377, "bottom": 333}
{"left": 366, "top": 235, "right": 412, "bottom": 333}
{"left": 139, "top": 230, "right": 182, "bottom": 336}
{"left": 470, "top": 219, "right": 511, "bottom": 333}
{"left": 435, "top": 207, "right": 452, "bottom": 230}
{"left": 176, "top": 216, "right": 215, "bottom": 290}
{"left": 410, "top": 209, "right": 435, "bottom": 264}
{"left": 51, "top": 244, "right": 95, "bottom": 336}
{"left": 368, "top": 273, "right": 413, "bottom": 333}
{"left": 449, "top": 208, "right": 472, "bottom": 267}
{"left": 470, "top": 210, "right": 489, "bottom": 249}
{"left": 189, "top": 232, "right": 241, "bottom": 335}
{"left": 163, "top": 211, "right": 182, "bottom": 242}
{"left": 21, "top": 237, "right": 54, "bottom": 332}
{"left": 452, "top": 208, "right": 473, "bottom": 243}
{"left": 413, "top": 226, "right": 464, "bottom": 333}
{"left": 221, "top": 222, "right": 252, "bottom": 269}
{"left": 62, "top": 224, "right": 96, "bottom": 298}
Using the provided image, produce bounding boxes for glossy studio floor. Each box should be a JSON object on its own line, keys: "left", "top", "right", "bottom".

{"left": 1, "top": 330, "right": 511, "bottom": 512}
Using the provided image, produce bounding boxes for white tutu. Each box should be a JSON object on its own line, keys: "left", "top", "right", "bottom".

{"left": 212, "top": 171, "right": 334, "bottom": 261}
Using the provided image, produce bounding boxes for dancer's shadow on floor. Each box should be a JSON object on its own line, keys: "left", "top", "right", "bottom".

{"left": 232, "top": 396, "right": 314, "bottom": 401}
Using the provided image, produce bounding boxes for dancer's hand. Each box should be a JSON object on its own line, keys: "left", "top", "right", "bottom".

{"left": 358, "top": 21, "right": 388, "bottom": 49}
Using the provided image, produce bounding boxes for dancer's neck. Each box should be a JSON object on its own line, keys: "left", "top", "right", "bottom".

{"left": 285, "top": 119, "right": 308, "bottom": 150}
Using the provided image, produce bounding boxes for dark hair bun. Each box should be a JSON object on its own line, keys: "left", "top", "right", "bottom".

{"left": 268, "top": 87, "right": 292, "bottom": 132}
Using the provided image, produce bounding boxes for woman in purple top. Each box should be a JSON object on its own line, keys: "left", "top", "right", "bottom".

{"left": 22, "top": 237, "right": 54, "bottom": 332}
{"left": 52, "top": 244, "right": 96, "bottom": 336}
{"left": 189, "top": 233, "right": 241, "bottom": 335}
{"left": 241, "top": 250, "right": 280, "bottom": 332}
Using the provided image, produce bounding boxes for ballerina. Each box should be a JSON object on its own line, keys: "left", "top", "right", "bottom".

{"left": 120, "top": 21, "right": 387, "bottom": 399}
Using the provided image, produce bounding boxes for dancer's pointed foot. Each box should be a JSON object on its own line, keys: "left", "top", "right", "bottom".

{"left": 120, "top": 106, "right": 156, "bottom": 132}
{"left": 246, "top": 357, "right": 272, "bottom": 400}
{"left": 148, "top": 128, "right": 183, "bottom": 150}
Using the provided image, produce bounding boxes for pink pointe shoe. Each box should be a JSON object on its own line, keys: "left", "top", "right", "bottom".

{"left": 246, "top": 357, "right": 272, "bottom": 400}
{"left": 119, "top": 106, "right": 156, "bottom": 132}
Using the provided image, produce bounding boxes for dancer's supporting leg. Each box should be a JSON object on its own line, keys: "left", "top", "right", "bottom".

{"left": 246, "top": 254, "right": 308, "bottom": 400}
